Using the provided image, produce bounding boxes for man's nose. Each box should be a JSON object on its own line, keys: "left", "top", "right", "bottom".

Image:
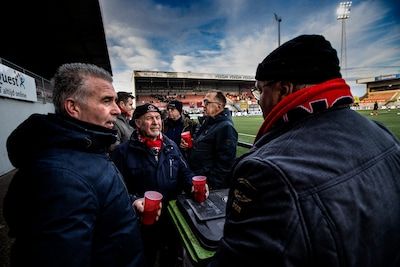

{"left": 112, "top": 102, "right": 121, "bottom": 115}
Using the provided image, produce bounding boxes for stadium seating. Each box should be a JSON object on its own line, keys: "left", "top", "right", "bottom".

{"left": 360, "top": 91, "right": 398, "bottom": 103}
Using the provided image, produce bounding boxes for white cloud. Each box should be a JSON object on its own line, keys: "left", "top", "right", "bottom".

{"left": 100, "top": 0, "right": 399, "bottom": 97}
{"left": 112, "top": 70, "right": 134, "bottom": 93}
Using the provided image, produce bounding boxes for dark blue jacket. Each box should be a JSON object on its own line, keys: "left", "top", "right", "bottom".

{"left": 210, "top": 107, "right": 400, "bottom": 267}
{"left": 111, "top": 130, "right": 193, "bottom": 204}
{"left": 189, "top": 108, "right": 238, "bottom": 189}
{"left": 4, "top": 114, "right": 144, "bottom": 267}
{"left": 111, "top": 130, "right": 194, "bottom": 267}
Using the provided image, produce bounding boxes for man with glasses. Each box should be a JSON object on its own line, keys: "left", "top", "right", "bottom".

{"left": 209, "top": 35, "right": 400, "bottom": 266}
{"left": 186, "top": 90, "right": 238, "bottom": 189}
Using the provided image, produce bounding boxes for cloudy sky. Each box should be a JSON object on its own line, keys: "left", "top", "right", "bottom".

{"left": 99, "top": 0, "right": 400, "bottom": 97}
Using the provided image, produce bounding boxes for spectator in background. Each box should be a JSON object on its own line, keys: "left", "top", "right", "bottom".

{"left": 163, "top": 100, "right": 198, "bottom": 155}
{"left": 113, "top": 91, "right": 135, "bottom": 147}
{"left": 3, "top": 63, "right": 144, "bottom": 267}
{"left": 372, "top": 100, "right": 379, "bottom": 115}
{"left": 111, "top": 103, "right": 196, "bottom": 267}
{"left": 209, "top": 34, "right": 400, "bottom": 267}
{"left": 186, "top": 90, "right": 238, "bottom": 189}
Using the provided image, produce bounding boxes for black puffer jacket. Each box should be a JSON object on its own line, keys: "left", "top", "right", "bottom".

{"left": 4, "top": 114, "right": 144, "bottom": 267}
{"left": 188, "top": 108, "right": 238, "bottom": 189}
{"left": 111, "top": 130, "right": 193, "bottom": 202}
{"left": 210, "top": 107, "right": 400, "bottom": 267}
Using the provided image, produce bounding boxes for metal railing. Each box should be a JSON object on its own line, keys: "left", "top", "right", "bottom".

{"left": 237, "top": 140, "right": 252, "bottom": 149}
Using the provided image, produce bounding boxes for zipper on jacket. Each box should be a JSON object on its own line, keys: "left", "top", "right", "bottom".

{"left": 169, "top": 158, "right": 173, "bottom": 178}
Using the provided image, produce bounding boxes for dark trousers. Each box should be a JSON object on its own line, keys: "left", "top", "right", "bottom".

{"left": 141, "top": 214, "right": 182, "bottom": 267}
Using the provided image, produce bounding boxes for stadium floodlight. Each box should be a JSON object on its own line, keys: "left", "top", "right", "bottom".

{"left": 336, "top": 1, "right": 352, "bottom": 71}
{"left": 274, "top": 13, "right": 282, "bottom": 47}
{"left": 337, "top": 1, "right": 352, "bottom": 19}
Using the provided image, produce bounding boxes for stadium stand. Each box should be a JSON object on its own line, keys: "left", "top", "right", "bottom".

{"left": 357, "top": 74, "right": 400, "bottom": 109}
{"left": 133, "top": 70, "right": 257, "bottom": 113}
{"left": 360, "top": 91, "right": 398, "bottom": 103}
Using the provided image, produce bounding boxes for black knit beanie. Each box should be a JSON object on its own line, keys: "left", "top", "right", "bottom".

{"left": 255, "top": 34, "right": 341, "bottom": 84}
{"left": 167, "top": 100, "right": 183, "bottom": 113}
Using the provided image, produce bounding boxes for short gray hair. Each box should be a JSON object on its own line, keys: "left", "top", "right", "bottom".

{"left": 51, "top": 63, "right": 113, "bottom": 115}
{"left": 210, "top": 90, "right": 226, "bottom": 106}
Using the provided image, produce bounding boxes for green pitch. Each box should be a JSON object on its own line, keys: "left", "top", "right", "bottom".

{"left": 233, "top": 110, "right": 400, "bottom": 156}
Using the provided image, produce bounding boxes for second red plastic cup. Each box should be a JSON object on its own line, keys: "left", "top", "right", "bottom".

{"left": 181, "top": 131, "right": 193, "bottom": 148}
{"left": 142, "top": 191, "right": 163, "bottom": 225}
{"left": 192, "top": 176, "right": 207, "bottom": 203}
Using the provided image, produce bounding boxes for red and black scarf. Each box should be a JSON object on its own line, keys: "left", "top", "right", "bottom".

{"left": 255, "top": 78, "right": 353, "bottom": 142}
{"left": 138, "top": 133, "right": 163, "bottom": 156}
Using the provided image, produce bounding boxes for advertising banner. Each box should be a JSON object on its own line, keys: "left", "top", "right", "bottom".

{"left": 0, "top": 63, "right": 37, "bottom": 102}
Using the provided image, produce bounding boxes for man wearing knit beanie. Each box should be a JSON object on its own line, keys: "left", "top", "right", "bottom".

{"left": 163, "top": 99, "right": 197, "bottom": 156}
{"left": 210, "top": 34, "right": 400, "bottom": 267}
{"left": 111, "top": 101, "right": 196, "bottom": 267}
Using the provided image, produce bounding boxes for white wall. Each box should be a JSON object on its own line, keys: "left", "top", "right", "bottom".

{"left": 0, "top": 98, "right": 54, "bottom": 175}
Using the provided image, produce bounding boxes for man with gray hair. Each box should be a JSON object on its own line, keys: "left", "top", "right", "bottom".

{"left": 4, "top": 63, "right": 145, "bottom": 267}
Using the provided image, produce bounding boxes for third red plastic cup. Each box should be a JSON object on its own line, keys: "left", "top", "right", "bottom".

{"left": 181, "top": 131, "right": 193, "bottom": 148}
{"left": 142, "top": 191, "right": 163, "bottom": 225}
{"left": 192, "top": 176, "right": 207, "bottom": 203}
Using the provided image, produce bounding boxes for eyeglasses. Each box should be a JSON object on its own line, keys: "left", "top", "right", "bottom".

{"left": 251, "top": 87, "right": 262, "bottom": 101}
{"left": 203, "top": 99, "right": 221, "bottom": 106}
{"left": 251, "top": 81, "right": 276, "bottom": 100}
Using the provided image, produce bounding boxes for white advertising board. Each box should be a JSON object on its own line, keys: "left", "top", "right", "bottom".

{"left": 0, "top": 63, "right": 37, "bottom": 102}
{"left": 134, "top": 70, "right": 255, "bottom": 81}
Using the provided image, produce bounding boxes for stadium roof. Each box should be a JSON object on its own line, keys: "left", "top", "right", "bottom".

{"left": 0, "top": 0, "right": 111, "bottom": 80}
{"left": 134, "top": 70, "right": 255, "bottom": 81}
{"left": 357, "top": 74, "right": 400, "bottom": 84}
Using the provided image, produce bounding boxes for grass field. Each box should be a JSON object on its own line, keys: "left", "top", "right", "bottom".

{"left": 233, "top": 109, "right": 400, "bottom": 156}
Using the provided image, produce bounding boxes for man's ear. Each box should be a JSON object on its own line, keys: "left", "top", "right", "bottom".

{"left": 134, "top": 119, "right": 141, "bottom": 129}
{"left": 64, "top": 98, "right": 81, "bottom": 119}
{"left": 118, "top": 100, "right": 124, "bottom": 109}
{"left": 279, "top": 81, "right": 294, "bottom": 97}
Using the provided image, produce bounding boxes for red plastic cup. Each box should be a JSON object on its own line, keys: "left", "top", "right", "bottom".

{"left": 181, "top": 131, "right": 193, "bottom": 148}
{"left": 192, "top": 176, "right": 207, "bottom": 203}
{"left": 142, "top": 191, "right": 163, "bottom": 225}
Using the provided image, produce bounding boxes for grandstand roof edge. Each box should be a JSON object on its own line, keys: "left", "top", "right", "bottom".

{"left": 356, "top": 73, "right": 400, "bottom": 84}
{"left": 133, "top": 70, "right": 255, "bottom": 81}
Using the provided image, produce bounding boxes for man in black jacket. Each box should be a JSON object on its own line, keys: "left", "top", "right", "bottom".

{"left": 209, "top": 35, "right": 400, "bottom": 267}
{"left": 187, "top": 90, "right": 238, "bottom": 189}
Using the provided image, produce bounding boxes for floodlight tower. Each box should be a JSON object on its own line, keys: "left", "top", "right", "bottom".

{"left": 336, "top": 1, "right": 352, "bottom": 70}
{"left": 274, "top": 13, "right": 282, "bottom": 47}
